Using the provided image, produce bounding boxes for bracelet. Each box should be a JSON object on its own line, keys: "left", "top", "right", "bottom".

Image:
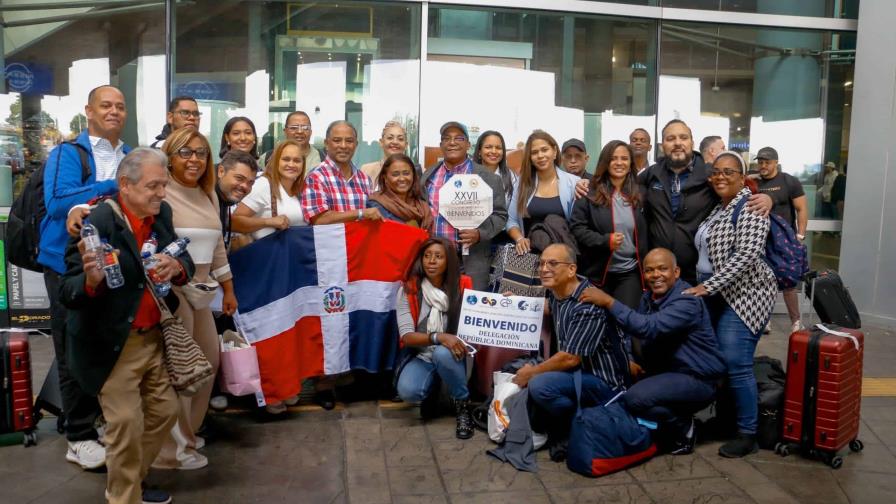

{"left": 515, "top": 237, "right": 525, "bottom": 244}
{"left": 430, "top": 332, "right": 439, "bottom": 345}
{"left": 357, "top": 209, "right": 363, "bottom": 221}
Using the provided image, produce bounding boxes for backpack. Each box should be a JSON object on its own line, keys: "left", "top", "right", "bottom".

{"left": 566, "top": 371, "right": 657, "bottom": 477}
{"left": 5, "top": 141, "right": 90, "bottom": 272}
{"left": 731, "top": 197, "right": 808, "bottom": 289}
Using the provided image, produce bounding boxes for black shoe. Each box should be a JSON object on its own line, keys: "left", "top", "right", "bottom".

{"left": 669, "top": 418, "right": 697, "bottom": 455}
{"left": 313, "top": 390, "right": 336, "bottom": 410}
{"left": 141, "top": 487, "right": 172, "bottom": 504}
{"left": 455, "top": 400, "right": 474, "bottom": 440}
{"left": 419, "top": 392, "right": 439, "bottom": 420}
{"left": 718, "top": 433, "right": 758, "bottom": 458}
{"left": 548, "top": 437, "right": 569, "bottom": 462}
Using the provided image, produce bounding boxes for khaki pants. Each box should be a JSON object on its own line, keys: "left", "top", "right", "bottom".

{"left": 99, "top": 327, "right": 178, "bottom": 504}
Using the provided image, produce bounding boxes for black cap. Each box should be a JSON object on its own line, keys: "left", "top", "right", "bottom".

{"left": 754, "top": 147, "right": 778, "bottom": 161}
{"left": 561, "top": 138, "right": 586, "bottom": 153}
{"left": 439, "top": 121, "right": 469, "bottom": 138}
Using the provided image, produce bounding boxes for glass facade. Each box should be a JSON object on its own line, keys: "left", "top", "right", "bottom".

{"left": 0, "top": 0, "right": 859, "bottom": 314}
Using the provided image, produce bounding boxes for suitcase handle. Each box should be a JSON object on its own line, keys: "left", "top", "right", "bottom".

{"left": 814, "top": 323, "right": 860, "bottom": 351}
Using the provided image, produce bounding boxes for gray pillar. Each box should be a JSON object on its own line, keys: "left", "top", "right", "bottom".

{"left": 839, "top": 0, "right": 896, "bottom": 327}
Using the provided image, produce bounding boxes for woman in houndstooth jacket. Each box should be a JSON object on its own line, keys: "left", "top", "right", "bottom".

{"left": 683, "top": 151, "right": 776, "bottom": 459}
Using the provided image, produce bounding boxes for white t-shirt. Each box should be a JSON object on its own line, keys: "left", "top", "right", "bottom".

{"left": 240, "top": 176, "right": 306, "bottom": 240}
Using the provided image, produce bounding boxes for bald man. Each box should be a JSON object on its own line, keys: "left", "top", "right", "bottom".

{"left": 580, "top": 248, "right": 726, "bottom": 455}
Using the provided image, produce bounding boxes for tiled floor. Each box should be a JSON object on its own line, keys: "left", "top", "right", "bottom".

{"left": 2, "top": 315, "right": 894, "bottom": 504}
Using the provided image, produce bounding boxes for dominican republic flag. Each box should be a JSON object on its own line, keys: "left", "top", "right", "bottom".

{"left": 229, "top": 221, "right": 428, "bottom": 404}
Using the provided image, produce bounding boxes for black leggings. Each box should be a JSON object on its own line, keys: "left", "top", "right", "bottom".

{"left": 604, "top": 268, "right": 644, "bottom": 309}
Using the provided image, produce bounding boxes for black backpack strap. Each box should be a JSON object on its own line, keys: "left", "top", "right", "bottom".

{"left": 65, "top": 140, "right": 92, "bottom": 183}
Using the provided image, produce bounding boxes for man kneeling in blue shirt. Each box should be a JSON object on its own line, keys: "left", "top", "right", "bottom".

{"left": 580, "top": 248, "right": 726, "bottom": 455}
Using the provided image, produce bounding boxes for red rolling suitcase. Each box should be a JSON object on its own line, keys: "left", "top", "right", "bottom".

{"left": 1, "top": 331, "right": 37, "bottom": 446}
{"left": 776, "top": 324, "right": 863, "bottom": 468}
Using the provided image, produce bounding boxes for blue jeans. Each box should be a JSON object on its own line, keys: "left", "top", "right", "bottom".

{"left": 624, "top": 372, "right": 717, "bottom": 437}
{"left": 715, "top": 303, "right": 761, "bottom": 435}
{"left": 528, "top": 371, "right": 615, "bottom": 437}
{"left": 396, "top": 346, "right": 469, "bottom": 402}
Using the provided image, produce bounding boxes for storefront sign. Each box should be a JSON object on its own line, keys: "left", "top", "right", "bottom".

{"left": 456, "top": 289, "right": 543, "bottom": 351}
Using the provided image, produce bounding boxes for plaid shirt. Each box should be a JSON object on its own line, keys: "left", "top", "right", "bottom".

{"left": 302, "top": 156, "right": 372, "bottom": 222}
{"left": 426, "top": 157, "right": 473, "bottom": 241}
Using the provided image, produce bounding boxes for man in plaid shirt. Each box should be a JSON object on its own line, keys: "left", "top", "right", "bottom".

{"left": 421, "top": 121, "right": 507, "bottom": 289}
{"left": 303, "top": 120, "right": 383, "bottom": 225}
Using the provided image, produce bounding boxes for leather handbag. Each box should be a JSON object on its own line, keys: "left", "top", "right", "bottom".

{"left": 228, "top": 179, "right": 278, "bottom": 253}
{"left": 104, "top": 199, "right": 214, "bottom": 396}
{"left": 178, "top": 279, "right": 220, "bottom": 310}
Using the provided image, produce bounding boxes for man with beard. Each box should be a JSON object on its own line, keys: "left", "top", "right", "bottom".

{"left": 629, "top": 128, "right": 652, "bottom": 175}
{"left": 638, "top": 119, "right": 770, "bottom": 285}
{"left": 754, "top": 146, "right": 808, "bottom": 333}
{"left": 150, "top": 96, "right": 200, "bottom": 149}
{"left": 215, "top": 150, "right": 258, "bottom": 250}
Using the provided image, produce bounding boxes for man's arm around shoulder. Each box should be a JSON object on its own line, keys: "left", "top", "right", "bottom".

{"left": 608, "top": 293, "right": 699, "bottom": 344}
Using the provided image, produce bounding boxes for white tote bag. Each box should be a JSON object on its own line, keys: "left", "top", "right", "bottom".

{"left": 488, "top": 371, "right": 522, "bottom": 443}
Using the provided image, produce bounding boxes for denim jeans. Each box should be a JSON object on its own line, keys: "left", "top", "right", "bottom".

{"left": 528, "top": 371, "right": 615, "bottom": 438}
{"left": 396, "top": 346, "right": 469, "bottom": 402}
{"left": 624, "top": 372, "right": 717, "bottom": 438}
{"left": 714, "top": 303, "right": 761, "bottom": 434}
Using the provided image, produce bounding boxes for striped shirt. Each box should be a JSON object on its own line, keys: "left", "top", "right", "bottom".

{"left": 548, "top": 276, "right": 627, "bottom": 388}
{"left": 89, "top": 135, "right": 126, "bottom": 182}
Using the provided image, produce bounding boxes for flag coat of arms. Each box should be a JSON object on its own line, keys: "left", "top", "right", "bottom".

{"left": 228, "top": 221, "right": 428, "bottom": 403}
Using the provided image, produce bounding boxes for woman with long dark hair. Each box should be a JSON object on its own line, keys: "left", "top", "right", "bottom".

{"left": 506, "top": 130, "right": 580, "bottom": 255}
{"left": 473, "top": 130, "right": 514, "bottom": 201}
{"left": 219, "top": 116, "right": 259, "bottom": 160}
{"left": 395, "top": 237, "right": 475, "bottom": 439}
{"left": 570, "top": 140, "right": 648, "bottom": 310}
{"left": 367, "top": 153, "right": 432, "bottom": 231}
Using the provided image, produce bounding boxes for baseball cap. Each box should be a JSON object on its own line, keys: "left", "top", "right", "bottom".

{"left": 439, "top": 121, "right": 469, "bottom": 139}
{"left": 753, "top": 146, "right": 779, "bottom": 161}
{"left": 561, "top": 139, "right": 587, "bottom": 153}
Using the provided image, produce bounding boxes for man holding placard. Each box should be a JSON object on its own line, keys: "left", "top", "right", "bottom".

{"left": 512, "top": 244, "right": 630, "bottom": 459}
{"left": 423, "top": 121, "right": 507, "bottom": 290}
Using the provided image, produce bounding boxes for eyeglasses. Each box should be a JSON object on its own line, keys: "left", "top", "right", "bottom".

{"left": 285, "top": 125, "right": 311, "bottom": 132}
{"left": 441, "top": 135, "right": 467, "bottom": 144}
{"left": 175, "top": 110, "right": 201, "bottom": 119}
{"left": 537, "top": 259, "right": 574, "bottom": 270}
{"left": 709, "top": 168, "right": 742, "bottom": 179}
{"left": 177, "top": 147, "right": 209, "bottom": 160}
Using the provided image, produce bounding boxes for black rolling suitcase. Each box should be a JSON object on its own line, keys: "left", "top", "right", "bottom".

{"left": 33, "top": 357, "right": 65, "bottom": 433}
{"left": 804, "top": 270, "right": 861, "bottom": 329}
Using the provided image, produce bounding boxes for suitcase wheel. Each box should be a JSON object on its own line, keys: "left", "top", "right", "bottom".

{"left": 774, "top": 442, "right": 790, "bottom": 457}
{"left": 23, "top": 431, "right": 37, "bottom": 447}
{"left": 849, "top": 439, "right": 864, "bottom": 453}
{"left": 829, "top": 455, "right": 843, "bottom": 469}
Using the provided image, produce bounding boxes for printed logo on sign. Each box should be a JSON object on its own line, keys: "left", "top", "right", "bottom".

{"left": 323, "top": 286, "right": 346, "bottom": 313}
{"left": 530, "top": 302, "right": 542, "bottom": 312}
{"left": 499, "top": 297, "right": 512, "bottom": 308}
{"left": 466, "top": 294, "right": 478, "bottom": 305}
{"left": 517, "top": 300, "right": 529, "bottom": 311}
{"left": 481, "top": 297, "right": 497, "bottom": 306}
{"left": 453, "top": 179, "right": 463, "bottom": 189}
{"left": 469, "top": 178, "right": 479, "bottom": 189}
{"left": 4, "top": 63, "right": 33, "bottom": 93}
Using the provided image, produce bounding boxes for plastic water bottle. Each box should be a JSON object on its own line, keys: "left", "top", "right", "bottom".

{"left": 80, "top": 218, "right": 103, "bottom": 269}
{"left": 160, "top": 237, "right": 190, "bottom": 257}
{"left": 100, "top": 240, "right": 125, "bottom": 289}
{"left": 141, "top": 232, "right": 159, "bottom": 257}
{"left": 141, "top": 251, "right": 170, "bottom": 296}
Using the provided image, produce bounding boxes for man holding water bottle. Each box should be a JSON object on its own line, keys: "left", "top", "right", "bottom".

{"left": 61, "top": 148, "right": 195, "bottom": 504}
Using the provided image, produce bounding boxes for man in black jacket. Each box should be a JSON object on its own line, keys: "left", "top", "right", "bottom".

{"left": 639, "top": 120, "right": 770, "bottom": 284}
{"left": 61, "top": 147, "right": 195, "bottom": 504}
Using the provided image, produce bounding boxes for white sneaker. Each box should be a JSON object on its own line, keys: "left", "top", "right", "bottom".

{"left": 66, "top": 439, "right": 106, "bottom": 469}
{"left": 209, "top": 395, "right": 228, "bottom": 411}
{"left": 194, "top": 436, "right": 205, "bottom": 450}
{"left": 283, "top": 395, "right": 300, "bottom": 406}
{"left": 176, "top": 450, "right": 208, "bottom": 470}
{"left": 791, "top": 320, "right": 804, "bottom": 334}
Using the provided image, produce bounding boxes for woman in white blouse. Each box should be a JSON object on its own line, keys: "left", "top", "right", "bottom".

{"left": 232, "top": 139, "right": 307, "bottom": 239}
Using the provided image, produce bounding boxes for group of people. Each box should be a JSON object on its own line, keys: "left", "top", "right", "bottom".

{"left": 37, "top": 83, "right": 811, "bottom": 504}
